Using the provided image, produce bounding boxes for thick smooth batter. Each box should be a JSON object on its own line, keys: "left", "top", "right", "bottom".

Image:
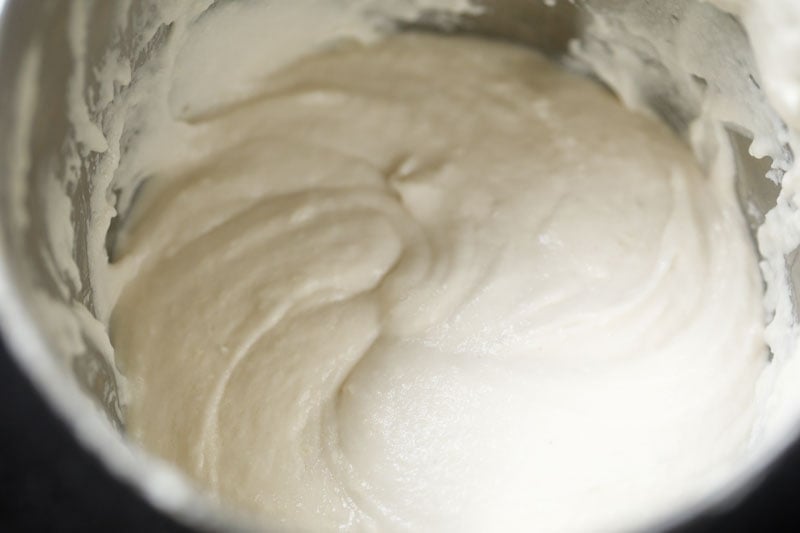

{"left": 111, "top": 34, "right": 766, "bottom": 532}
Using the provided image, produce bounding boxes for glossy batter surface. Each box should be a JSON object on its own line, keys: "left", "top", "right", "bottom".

{"left": 111, "top": 34, "right": 766, "bottom": 532}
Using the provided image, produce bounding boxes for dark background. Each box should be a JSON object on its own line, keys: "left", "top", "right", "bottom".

{"left": 1, "top": 336, "right": 799, "bottom": 533}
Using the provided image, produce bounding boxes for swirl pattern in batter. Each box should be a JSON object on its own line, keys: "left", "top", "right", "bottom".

{"left": 111, "top": 34, "right": 767, "bottom": 532}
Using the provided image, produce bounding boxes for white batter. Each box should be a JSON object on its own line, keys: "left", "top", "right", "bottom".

{"left": 110, "top": 34, "right": 766, "bottom": 532}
